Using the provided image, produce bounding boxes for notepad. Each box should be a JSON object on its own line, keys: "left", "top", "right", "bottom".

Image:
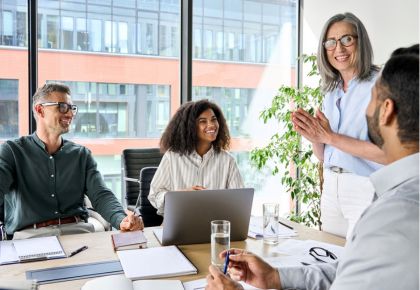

{"left": 82, "top": 275, "right": 259, "bottom": 290}
{"left": 117, "top": 246, "right": 197, "bottom": 280}
{"left": 111, "top": 231, "right": 147, "bottom": 251}
{"left": 0, "top": 236, "right": 66, "bottom": 264}
{"left": 82, "top": 275, "right": 184, "bottom": 290}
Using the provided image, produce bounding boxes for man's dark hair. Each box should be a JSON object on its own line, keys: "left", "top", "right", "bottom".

{"left": 379, "top": 45, "right": 419, "bottom": 144}
{"left": 32, "top": 83, "right": 71, "bottom": 114}
{"left": 391, "top": 44, "right": 419, "bottom": 57}
{"left": 32, "top": 82, "right": 71, "bottom": 105}
{"left": 160, "top": 99, "right": 230, "bottom": 155}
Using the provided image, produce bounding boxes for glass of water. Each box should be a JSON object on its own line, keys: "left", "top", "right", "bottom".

{"left": 263, "top": 203, "right": 279, "bottom": 244}
{"left": 211, "top": 220, "right": 230, "bottom": 269}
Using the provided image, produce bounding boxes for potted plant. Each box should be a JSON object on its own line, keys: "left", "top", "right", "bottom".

{"left": 250, "top": 55, "right": 323, "bottom": 229}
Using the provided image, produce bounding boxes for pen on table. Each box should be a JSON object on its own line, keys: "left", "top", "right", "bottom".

{"left": 223, "top": 250, "right": 230, "bottom": 275}
{"left": 278, "top": 221, "right": 294, "bottom": 230}
{"left": 69, "top": 245, "right": 88, "bottom": 257}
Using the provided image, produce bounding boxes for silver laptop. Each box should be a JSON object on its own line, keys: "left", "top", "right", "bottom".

{"left": 154, "top": 188, "right": 254, "bottom": 246}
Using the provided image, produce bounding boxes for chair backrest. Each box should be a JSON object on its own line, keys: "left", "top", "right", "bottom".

{"left": 121, "top": 148, "right": 163, "bottom": 209}
{"left": 135, "top": 167, "right": 163, "bottom": 227}
{"left": 0, "top": 206, "right": 5, "bottom": 240}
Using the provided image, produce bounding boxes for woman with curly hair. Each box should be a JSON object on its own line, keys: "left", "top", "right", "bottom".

{"left": 148, "top": 99, "right": 244, "bottom": 215}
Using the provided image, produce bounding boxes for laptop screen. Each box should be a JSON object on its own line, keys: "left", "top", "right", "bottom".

{"left": 158, "top": 188, "right": 254, "bottom": 245}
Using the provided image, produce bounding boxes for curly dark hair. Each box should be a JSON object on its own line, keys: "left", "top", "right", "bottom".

{"left": 160, "top": 99, "right": 230, "bottom": 155}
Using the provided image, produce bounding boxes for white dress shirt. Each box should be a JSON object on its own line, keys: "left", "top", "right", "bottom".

{"left": 279, "top": 153, "right": 419, "bottom": 290}
{"left": 148, "top": 147, "right": 244, "bottom": 215}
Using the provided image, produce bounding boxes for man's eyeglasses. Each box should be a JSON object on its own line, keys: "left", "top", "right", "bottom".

{"left": 309, "top": 247, "right": 337, "bottom": 263}
{"left": 40, "top": 102, "right": 78, "bottom": 115}
{"left": 323, "top": 34, "right": 357, "bottom": 51}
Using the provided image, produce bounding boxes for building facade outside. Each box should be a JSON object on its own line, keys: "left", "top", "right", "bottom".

{"left": 0, "top": 0, "right": 297, "bottom": 211}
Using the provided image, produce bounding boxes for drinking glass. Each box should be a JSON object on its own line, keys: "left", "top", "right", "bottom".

{"left": 263, "top": 203, "right": 279, "bottom": 244}
{"left": 211, "top": 220, "right": 230, "bottom": 269}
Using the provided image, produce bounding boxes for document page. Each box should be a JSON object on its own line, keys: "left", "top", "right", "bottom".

{"left": 248, "top": 216, "right": 297, "bottom": 239}
{"left": 117, "top": 245, "right": 197, "bottom": 280}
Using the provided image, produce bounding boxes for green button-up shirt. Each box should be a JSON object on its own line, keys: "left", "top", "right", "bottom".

{"left": 0, "top": 133, "right": 126, "bottom": 234}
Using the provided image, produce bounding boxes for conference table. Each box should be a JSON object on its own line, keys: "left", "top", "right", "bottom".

{"left": 1, "top": 219, "right": 345, "bottom": 289}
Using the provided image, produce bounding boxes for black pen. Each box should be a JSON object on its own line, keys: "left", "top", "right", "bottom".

{"left": 278, "top": 221, "right": 294, "bottom": 230}
{"left": 69, "top": 245, "right": 88, "bottom": 257}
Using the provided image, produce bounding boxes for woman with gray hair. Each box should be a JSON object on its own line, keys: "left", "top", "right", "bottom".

{"left": 291, "top": 12, "right": 386, "bottom": 238}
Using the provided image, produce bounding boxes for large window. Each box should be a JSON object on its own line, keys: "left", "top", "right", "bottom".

{"left": 37, "top": 0, "right": 180, "bottom": 201}
{"left": 51, "top": 81, "right": 171, "bottom": 138}
{"left": 0, "top": 0, "right": 298, "bottom": 214}
{"left": 0, "top": 79, "right": 19, "bottom": 138}
{"left": 0, "top": 1, "right": 27, "bottom": 139}
{"left": 193, "top": 0, "right": 298, "bottom": 215}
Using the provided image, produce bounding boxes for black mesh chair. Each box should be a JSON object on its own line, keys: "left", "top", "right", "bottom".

{"left": 134, "top": 167, "right": 163, "bottom": 227}
{"left": 121, "top": 148, "right": 163, "bottom": 222}
{"left": 0, "top": 206, "right": 5, "bottom": 240}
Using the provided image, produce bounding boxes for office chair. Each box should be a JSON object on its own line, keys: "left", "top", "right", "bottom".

{"left": 0, "top": 205, "right": 5, "bottom": 240}
{"left": 121, "top": 148, "right": 163, "bottom": 211}
{"left": 84, "top": 195, "right": 112, "bottom": 231}
{"left": 134, "top": 167, "right": 163, "bottom": 227}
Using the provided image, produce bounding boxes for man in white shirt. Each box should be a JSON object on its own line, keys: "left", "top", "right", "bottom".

{"left": 205, "top": 45, "right": 419, "bottom": 290}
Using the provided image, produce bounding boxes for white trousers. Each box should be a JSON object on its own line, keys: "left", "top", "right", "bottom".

{"left": 321, "top": 169, "right": 375, "bottom": 239}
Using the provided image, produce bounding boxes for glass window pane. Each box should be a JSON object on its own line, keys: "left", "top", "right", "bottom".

{"left": 193, "top": 0, "right": 298, "bottom": 216}
{"left": 38, "top": 0, "right": 180, "bottom": 203}
{"left": 0, "top": 2, "right": 27, "bottom": 139}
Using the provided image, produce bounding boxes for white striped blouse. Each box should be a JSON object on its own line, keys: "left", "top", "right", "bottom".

{"left": 148, "top": 147, "right": 244, "bottom": 215}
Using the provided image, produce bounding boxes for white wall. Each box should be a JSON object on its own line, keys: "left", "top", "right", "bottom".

{"left": 302, "top": 0, "right": 419, "bottom": 65}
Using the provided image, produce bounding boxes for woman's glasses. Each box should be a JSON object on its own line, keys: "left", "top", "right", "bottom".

{"left": 40, "top": 102, "right": 78, "bottom": 115}
{"left": 323, "top": 34, "right": 357, "bottom": 51}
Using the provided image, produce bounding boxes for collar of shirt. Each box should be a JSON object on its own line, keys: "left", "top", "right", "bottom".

{"left": 192, "top": 146, "right": 215, "bottom": 161}
{"left": 32, "top": 133, "right": 65, "bottom": 153}
{"left": 370, "top": 153, "right": 419, "bottom": 198}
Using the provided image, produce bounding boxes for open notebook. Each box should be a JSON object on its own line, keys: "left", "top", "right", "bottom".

{"left": 0, "top": 236, "right": 66, "bottom": 264}
{"left": 117, "top": 246, "right": 197, "bottom": 280}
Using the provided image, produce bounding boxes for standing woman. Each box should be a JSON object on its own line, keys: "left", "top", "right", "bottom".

{"left": 292, "top": 13, "right": 387, "bottom": 238}
{"left": 148, "top": 99, "right": 244, "bottom": 215}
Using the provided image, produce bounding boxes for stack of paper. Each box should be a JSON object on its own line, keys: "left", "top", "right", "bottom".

{"left": 117, "top": 246, "right": 197, "bottom": 280}
{"left": 266, "top": 239, "right": 344, "bottom": 267}
{"left": 248, "top": 216, "right": 297, "bottom": 239}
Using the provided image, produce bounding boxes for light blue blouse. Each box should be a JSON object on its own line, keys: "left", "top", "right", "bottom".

{"left": 322, "top": 73, "right": 382, "bottom": 177}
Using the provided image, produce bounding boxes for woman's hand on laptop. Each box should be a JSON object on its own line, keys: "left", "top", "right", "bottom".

{"left": 179, "top": 185, "right": 206, "bottom": 191}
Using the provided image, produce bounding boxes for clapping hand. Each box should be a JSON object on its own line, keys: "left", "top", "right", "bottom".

{"left": 292, "top": 108, "right": 333, "bottom": 144}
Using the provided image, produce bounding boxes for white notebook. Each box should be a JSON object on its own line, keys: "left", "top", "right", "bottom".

{"left": 117, "top": 245, "right": 197, "bottom": 280}
{"left": 0, "top": 236, "right": 66, "bottom": 264}
{"left": 82, "top": 275, "right": 184, "bottom": 290}
{"left": 82, "top": 275, "right": 259, "bottom": 290}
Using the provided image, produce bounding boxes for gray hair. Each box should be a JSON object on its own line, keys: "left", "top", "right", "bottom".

{"left": 32, "top": 83, "right": 71, "bottom": 112}
{"left": 317, "top": 12, "right": 379, "bottom": 92}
